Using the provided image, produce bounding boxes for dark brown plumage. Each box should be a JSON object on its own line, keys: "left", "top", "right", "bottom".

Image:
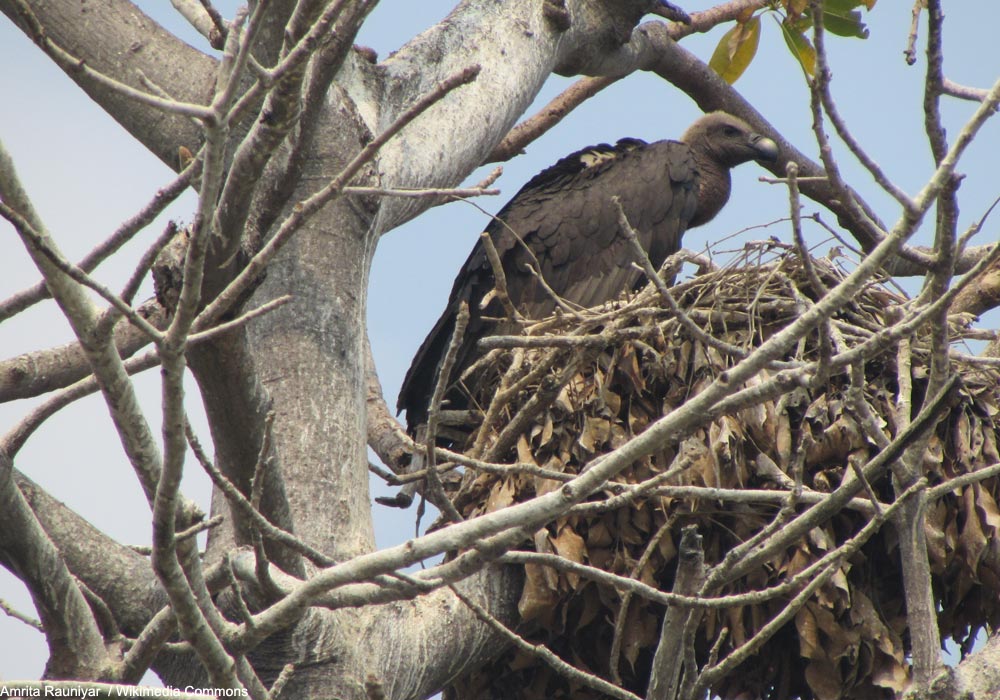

{"left": 398, "top": 112, "right": 778, "bottom": 429}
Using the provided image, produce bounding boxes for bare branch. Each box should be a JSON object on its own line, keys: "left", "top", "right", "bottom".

{"left": 187, "top": 296, "right": 293, "bottom": 344}
{"left": 0, "top": 449, "right": 109, "bottom": 677}
{"left": 0, "top": 201, "right": 165, "bottom": 343}
{"left": 176, "top": 515, "right": 224, "bottom": 543}
{"left": 450, "top": 585, "right": 642, "bottom": 700}
{"left": 0, "top": 300, "right": 166, "bottom": 403}
{"left": 480, "top": 233, "right": 526, "bottom": 322}
{"left": 486, "top": 0, "right": 769, "bottom": 162}
{"left": 487, "top": 76, "right": 616, "bottom": 162}
{"left": 149, "top": 18, "right": 250, "bottom": 692}
{"left": 187, "top": 422, "right": 335, "bottom": 569}
{"left": 0, "top": 139, "right": 165, "bottom": 502}
{"left": 118, "top": 605, "right": 177, "bottom": 684}
{"left": 365, "top": 335, "right": 415, "bottom": 475}
{"left": 0, "top": 597, "right": 43, "bottom": 633}
{"left": 809, "top": 7, "right": 916, "bottom": 211}
{"left": 8, "top": 0, "right": 213, "bottom": 119}
{"left": 922, "top": 0, "right": 949, "bottom": 165}
{"left": 269, "top": 663, "right": 296, "bottom": 699}
{"left": 904, "top": 0, "right": 923, "bottom": 66}
{"left": 941, "top": 78, "right": 992, "bottom": 103}
{"left": 1, "top": 350, "right": 160, "bottom": 457}
{"left": 423, "top": 302, "right": 469, "bottom": 524}
{"left": 196, "top": 64, "right": 482, "bottom": 330}
{"left": 615, "top": 197, "right": 747, "bottom": 359}
{"left": 0, "top": 166, "right": 193, "bottom": 324}
{"left": 647, "top": 526, "right": 705, "bottom": 700}
{"left": 169, "top": 0, "right": 222, "bottom": 47}
{"left": 343, "top": 184, "right": 500, "bottom": 200}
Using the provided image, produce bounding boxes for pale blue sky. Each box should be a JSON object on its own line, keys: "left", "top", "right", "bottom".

{"left": 0, "top": 0, "right": 997, "bottom": 683}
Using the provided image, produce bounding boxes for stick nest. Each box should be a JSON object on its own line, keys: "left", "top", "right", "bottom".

{"left": 444, "top": 250, "right": 1000, "bottom": 700}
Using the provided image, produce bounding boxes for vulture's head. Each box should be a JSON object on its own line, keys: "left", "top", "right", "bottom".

{"left": 682, "top": 111, "right": 779, "bottom": 168}
{"left": 681, "top": 111, "right": 779, "bottom": 227}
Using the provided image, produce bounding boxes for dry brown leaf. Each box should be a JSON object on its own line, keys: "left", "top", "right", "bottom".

{"left": 518, "top": 562, "right": 561, "bottom": 623}
{"left": 870, "top": 653, "right": 909, "bottom": 693}
{"left": 534, "top": 455, "right": 565, "bottom": 498}
{"left": 923, "top": 498, "right": 950, "bottom": 572}
{"left": 620, "top": 601, "right": 658, "bottom": 670}
{"left": 484, "top": 476, "right": 516, "bottom": 513}
{"left": 577, "top": 415, "right": 611, "bottom": 453}
{"left": 795, "top": 604, "right": 823, "bottom": 660}
{"left": 960, "top": 485, "right": 988, "bottom": 573}
{"left": 551, "top": 525, "right": 587, "bottom": 589}
{"left": 446, "top": 255, "right": 1000, "bottom": 700}
{"left": 804, "top": 659, "right": 845, "bottom": 700}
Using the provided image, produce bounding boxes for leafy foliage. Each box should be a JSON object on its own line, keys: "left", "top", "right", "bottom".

{"left": 447, "top": 250, "right": 1000, "bottom": 700}
{"left": 709, "top": 0, "right": 876, "bottom": 83}
{"left": 709, "top": 15, "right": 762, "bottom": 84}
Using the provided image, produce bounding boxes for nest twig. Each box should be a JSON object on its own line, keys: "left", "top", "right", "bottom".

{"left": 445, "top": 249, "right": 1000, "bottom": 700}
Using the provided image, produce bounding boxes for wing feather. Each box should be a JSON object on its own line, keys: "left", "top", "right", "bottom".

{"left": 397, "top": 138, "right": 700, "bottom": 423}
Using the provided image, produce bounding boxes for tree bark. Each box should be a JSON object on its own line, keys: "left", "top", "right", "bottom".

{"left": 0, "top": 0, "right": 668, "bottom": 695}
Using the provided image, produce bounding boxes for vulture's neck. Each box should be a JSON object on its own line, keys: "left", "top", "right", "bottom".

{"left": 689, "top": 153, "right": 732, "bottom": 229}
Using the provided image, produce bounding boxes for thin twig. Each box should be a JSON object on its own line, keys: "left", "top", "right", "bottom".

{"left": 843, "top": 361, "right": 887, "bottom": 517}
{"left": 904, "top": 0, "right": 923, "bottom": 66}
{"left": 344, "top": 184, "right": 500, "bottom": 199}
{"left": 422, "top": 302, "right": 469, "bottom": 524}
{"left": 0, "top": 598, "right": 44, "bottom": 632}
{"left": 1, "top": 350, "right": 160, "bottom": 457}
{"left": 269, "top": 663, "right": 296, "bottom": 699}
{"left": 119, "top": 605, "right": 177, "bottom": 683}
{"left": 196, "top": 64, "right": 482, "bottom": 329}
{"left": 187, "top": 296, "right": 294, "bottom": 344}
{"left": 0, "top": 139, "right": 166, "bottom": 503}
{"left": 9, "top": 0, "right": 213, "bottom": 119}
{"left": 223, "top": 553, "right": 257, "bottom": 629}
{"left": 524, "top": 264, "right": 586, "bottom": 320}
{"left": 810, "top": 2, "right": 916, "bottom": 211}
{"left": 484, "top": 358, "right": 583, "bottom": 463}
{"left": 480, "top": 233, "right": 525, "bottom": 322}
{"left": 484, "top": 0, "right": 769, "bottom": 162}
{"left": 807, "top": 2, "right": 894, "bottom": 255}
{"left": 0, "top": 164, "right": 196, "bottom": 323}
{"left": 942, "top": 78, "right": 991, "bottom": 104}
{"left": 927, "top": 461, "right": 1000, "bottom": 501}
{"left": 0, "top": 202, "right": 165, "bottom": 344}
{"left": 185, "top": 422, "right": 334, "bottom": 568}
{"left": 609, "top": 516, "right": 675, "bottom": 684}
{"left": 615, "top": 197, "right": 748, "bottom": 359}
{"left": 449, "top": 585, "right": 642, "bottom": 700}
{"left": 786, "top": 163, "right": 827, "bottom": 298}
{"left": 690, "top": 478, "right": 929, "bottom": 697}
{"left": 117, "top": 220, "right": 183, "bottom": 310}
{"left": 176, "top": 515, "right": 224, "bottom": 543}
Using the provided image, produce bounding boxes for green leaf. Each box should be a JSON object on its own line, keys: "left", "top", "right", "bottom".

{"left": 778, "top": 18, "right": 817, "bottom": 78}
{"left": 708, "top": 15, "right": 762, "bottom": 85}
{"left": 821, "top": 0, "right": 871, "bottom": 38}
{"left": 824, "top": 0, "right": 874, "bottom": 13}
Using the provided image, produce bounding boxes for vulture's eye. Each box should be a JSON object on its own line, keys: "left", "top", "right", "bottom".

{"left": 723, "top": 126, "right": 740, "bottom": 137}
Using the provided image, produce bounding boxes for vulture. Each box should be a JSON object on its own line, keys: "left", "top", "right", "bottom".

{"left": 398, "top": 111, "right": 779, "bottom": 431}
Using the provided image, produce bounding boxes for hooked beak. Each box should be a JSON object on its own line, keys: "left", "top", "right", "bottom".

{"left": 750, "top": 133, "right": 779, "bottom": 162}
